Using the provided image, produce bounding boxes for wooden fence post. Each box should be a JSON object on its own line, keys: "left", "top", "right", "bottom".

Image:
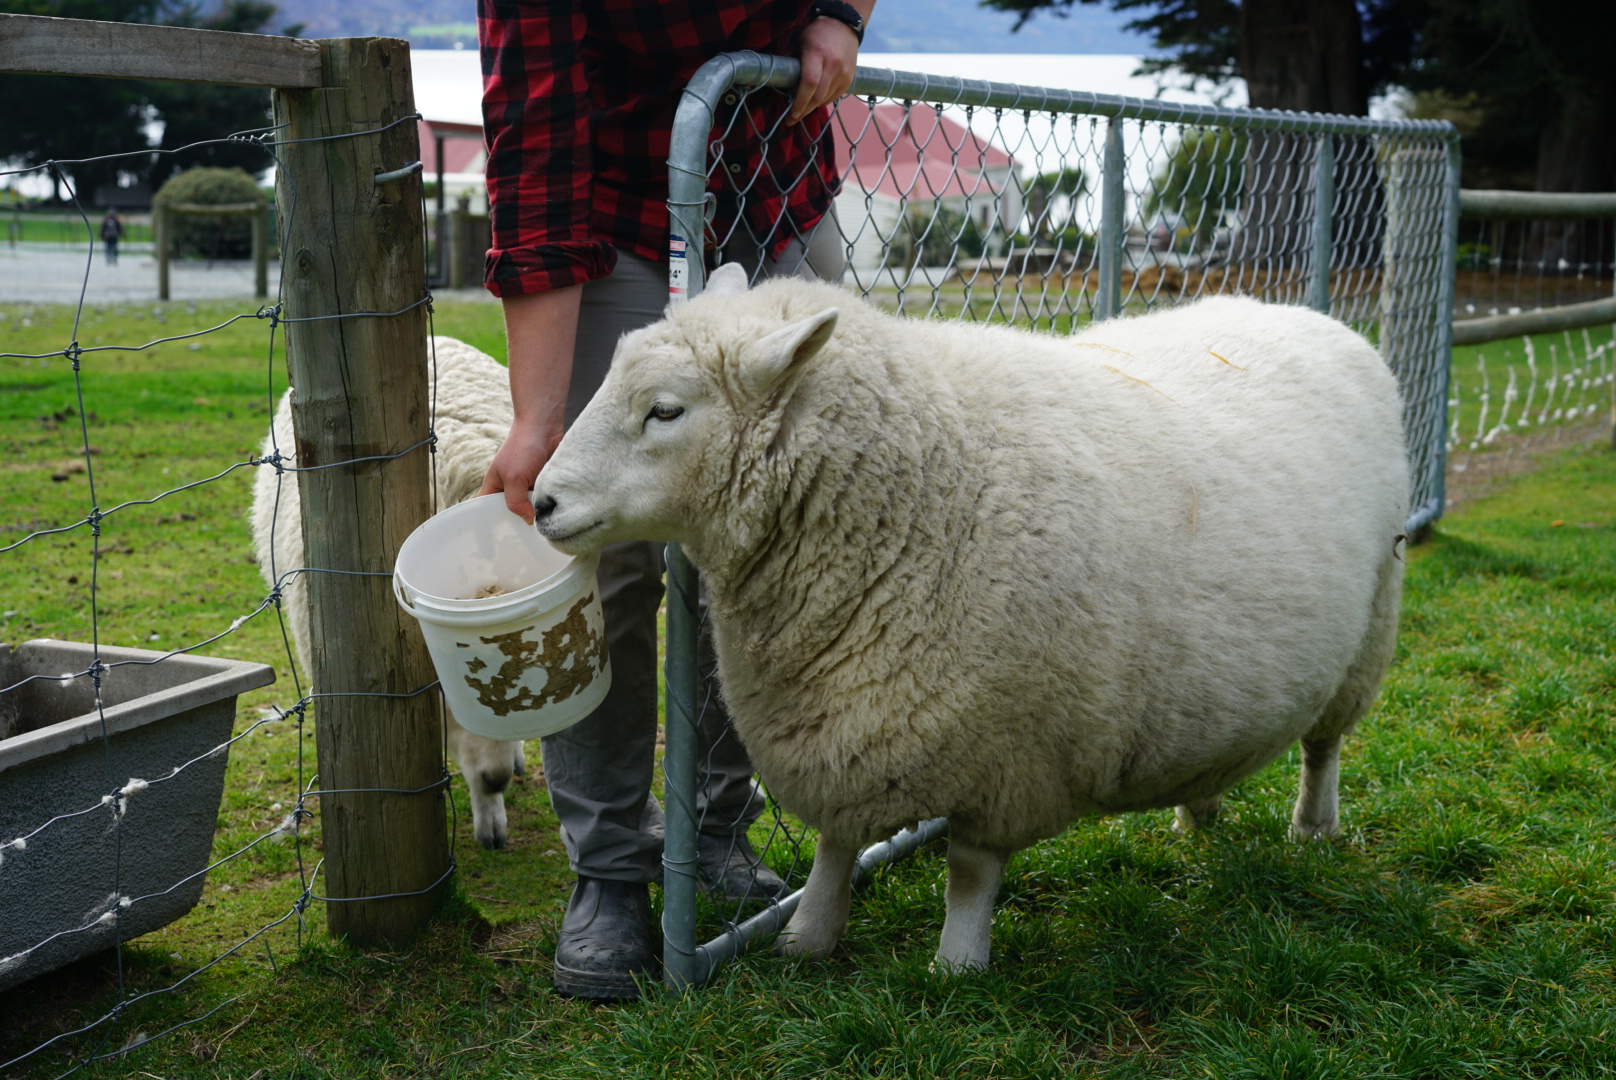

{"left": 271, "top": 36, "right": 448, "bottom": 946}
{"left": 155, "top": 201, "right": 170, "bottom": 301}
{"left": 252, "top": 206, "right": 267, "bottom": 299}
{"left": 447, "top": 196, "right": 467, "bottom": 291}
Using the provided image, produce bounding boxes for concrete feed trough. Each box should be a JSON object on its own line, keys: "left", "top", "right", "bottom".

{"left": 0, "top": 640, "right": 274, "bottom": 991}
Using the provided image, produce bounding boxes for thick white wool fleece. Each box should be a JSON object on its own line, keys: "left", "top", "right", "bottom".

{"left": 544, "top": 284, "right": 1408, "bottom": 854}
{"left": 248, "top": 336, "right": 522, "bottom": 848}
{"left": 249, "top": 336, "right": 512, "bottom": 674}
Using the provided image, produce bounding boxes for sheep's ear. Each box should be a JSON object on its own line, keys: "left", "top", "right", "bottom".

{"left": 704, "top": 262, "right": 750, "bottom": 297}
{"left": 738, "top": 307, "right": 838, "bottom": 400}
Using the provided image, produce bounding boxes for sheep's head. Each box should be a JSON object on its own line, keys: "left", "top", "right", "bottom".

{"left": 533, "top": 265, "right": 839, "bottom": 562}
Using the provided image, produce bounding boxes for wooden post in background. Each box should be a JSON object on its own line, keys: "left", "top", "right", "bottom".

{"left": 155, "top": 200, "right": 170, "bottom": 301}
{"left": 271, "top": 36, "right": 448, "bottom": 946}
{"left": 251, "top": 206, "right": 267, "bottom": 299}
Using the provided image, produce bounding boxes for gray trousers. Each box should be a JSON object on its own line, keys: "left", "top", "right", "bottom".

{"left": 541, "top": 221, "right": 845, "bottom": 883}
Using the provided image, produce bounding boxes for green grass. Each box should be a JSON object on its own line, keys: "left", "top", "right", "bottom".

{"left": 4, "top": 212, "right": 157, "bottom": 247}
{"left": 4, "top": 300, "right": 1616, "bottom": 1078}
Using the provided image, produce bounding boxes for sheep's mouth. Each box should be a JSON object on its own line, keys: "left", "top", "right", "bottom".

{"left": 542, "top": 520, "right": 604, "bottom": 546}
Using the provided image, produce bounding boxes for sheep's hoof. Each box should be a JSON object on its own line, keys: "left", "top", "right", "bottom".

{"left": 775, "top": 923, "right": 840, "bottom": 960}
{"left": 930, "top": 951, "right": 989, "bottom": 975}
{"left": 478, "top": 833, "right": 507, "bottom": 851}
{"left": 1172, "top": 796, "right": 1222, "bottom": 834}
{"left": 1288, "top": 818, "right": 1339, "bottom": 842}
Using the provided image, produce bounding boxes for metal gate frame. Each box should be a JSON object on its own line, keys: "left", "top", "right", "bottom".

{"left": 661, "top": 52, "right": 1462, "bottom": 990}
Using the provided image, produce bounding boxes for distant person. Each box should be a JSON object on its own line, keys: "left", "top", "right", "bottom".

{"left": 100, "top": 209, "right": 123, "bottom": 266}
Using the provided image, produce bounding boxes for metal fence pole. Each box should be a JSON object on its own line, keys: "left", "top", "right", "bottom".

{"left": 1097, "top": 118, "right": 1125, "bottom": 320}
{"left": 661, "top": 543, "right": 701, "bottom": 992}
{"left": 661, "top": 59, "right": 734, "bottom": 991}
{"left": 1426, "top": 136, "right": 1462, "bottom": 528}
{"left": 1310, "top": 135, "right": 1334, "bottom": 315}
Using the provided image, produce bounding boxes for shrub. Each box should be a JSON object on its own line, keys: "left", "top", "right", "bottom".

{"left": 154, "top": 167, "right": 264, "bottom": 260}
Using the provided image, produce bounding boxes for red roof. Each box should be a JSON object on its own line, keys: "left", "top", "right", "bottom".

{"left": 417, "top": 107, "right": 1016, "bottom": 195}
{"left": 829, "top": 99, "right": 1015, "bottom": 200}
{"left": 420, "top": 120, "right": 485, "bottom": 174}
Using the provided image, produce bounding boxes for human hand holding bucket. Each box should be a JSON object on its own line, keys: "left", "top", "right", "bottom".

{"left": 393, "top": 494, "right": 612, "bottom": 741}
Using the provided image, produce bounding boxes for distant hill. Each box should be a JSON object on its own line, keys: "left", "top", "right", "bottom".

{"left": 270, "top": 0, "right": 1152, "bottom": 54}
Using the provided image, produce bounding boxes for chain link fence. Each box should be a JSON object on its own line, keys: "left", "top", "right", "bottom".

{"left": 660, "top": 52, "right": 1461, "bottom": 988}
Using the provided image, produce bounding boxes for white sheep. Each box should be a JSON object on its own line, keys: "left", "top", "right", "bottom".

{"left": 249, "top": 336, "right": 527, "bottom": 849}
{"left": 532, "top": 269, "right": 1409, "bottom": 971}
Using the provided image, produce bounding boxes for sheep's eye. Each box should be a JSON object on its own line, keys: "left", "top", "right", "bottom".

{"left": 647, "top": 402, "right": 684, "bottom": 422}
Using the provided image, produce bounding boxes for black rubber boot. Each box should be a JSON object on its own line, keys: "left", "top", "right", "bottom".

{"left": 552, "top": 876, "right": 657, "bottom": 1000}
{"left": 697, "top": 831, "right": 790, "bottom": 905}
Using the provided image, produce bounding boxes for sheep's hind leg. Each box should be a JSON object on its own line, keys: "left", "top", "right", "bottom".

{"left": 1292, "top": 551, "right": 1402, "bottom": 842}
{"left": 1172, "top": 796, "right": 1222, "bottom": 834}
{"left": 777, "top": 833, "right": 858, "bottom": 959}
{"left": 1291, "top": 735, "right": 1342, "bottom": 840}
{"left": 934, "top": 837, "right": 1008, "bottom": 973}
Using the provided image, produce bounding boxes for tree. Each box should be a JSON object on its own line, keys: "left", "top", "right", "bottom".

{"left": 983, "top": 0, "right": 1616, "bottom": 194}
{"left": 1142, "top": 128, "right": 1244, "bottom": 247}
{"left": 1023, "top": 166, "right": 1089, "bottom": 243}
{"left": 982, "top": 0, "right": 1383, "bottom": 113}
{"left": 154, "top": 164, "right": 264, "bottom": 258}
{"left": 0, "top": 0, "right": 296, "bottom": 204}
{"left": 1402, "top": 0, "right": 1616, "bottom": 195}
{"left": 0, "top": 1, "right": 165, "bottom": 203}
{"left": 148, "top": 2, "right": 294, "bottom": 185}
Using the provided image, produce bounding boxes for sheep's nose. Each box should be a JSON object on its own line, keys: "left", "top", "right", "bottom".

{"left": 532, "top": 494, "right": 557, "bottom": 521}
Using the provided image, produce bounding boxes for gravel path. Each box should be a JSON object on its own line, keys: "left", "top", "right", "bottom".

{"left": 0, "top": 244, "right": 280, "bottom": 305}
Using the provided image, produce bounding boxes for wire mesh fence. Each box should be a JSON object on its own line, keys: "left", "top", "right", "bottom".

{"left": 0, "top": 110, "right": 452, "bottom": 1076}
{"left": 1446, "top": 202, "right": 1615, "bottom": 490}
{"left": 1455, "top": 214, "right": 1615, "bottom": 317}
{"left": 660, "top": 52, "right": 1461, "bottom": 987}
{"left": 1448, "top": 327, "right": 1613, "bottom": 453}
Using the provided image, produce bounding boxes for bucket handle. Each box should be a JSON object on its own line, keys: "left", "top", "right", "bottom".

{"left": 392, "top": 571, "right": 420, "bottom": 615}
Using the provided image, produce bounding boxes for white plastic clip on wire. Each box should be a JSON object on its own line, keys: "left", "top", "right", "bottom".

{"left": 0, "top": 837, "right": 24, "bottom": 869}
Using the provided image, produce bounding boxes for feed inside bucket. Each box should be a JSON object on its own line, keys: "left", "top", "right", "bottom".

{"left": 394, "top": 494, "right": 611, "bottom": 741}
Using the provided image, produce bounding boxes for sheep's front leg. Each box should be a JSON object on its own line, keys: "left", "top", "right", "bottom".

{"left": 1291, "top": 735, "right": 1342, "bottom": 840}
{"left": 446, "top": 714, "right": 517, "bottom": 850}
{"left": 934, "top": 838, "right": 1007, "bottom": 972}
{"left": 777, "top": 833, "right": 858, "bottom": 959}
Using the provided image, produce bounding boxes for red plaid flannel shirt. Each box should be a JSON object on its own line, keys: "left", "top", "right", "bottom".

{"left": 479, "top": 0, "right": 841, "bottom": 298}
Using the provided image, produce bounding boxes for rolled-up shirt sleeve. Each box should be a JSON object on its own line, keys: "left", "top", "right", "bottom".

{"left": 479, "top": 0, "right": 616, "bottom": 297}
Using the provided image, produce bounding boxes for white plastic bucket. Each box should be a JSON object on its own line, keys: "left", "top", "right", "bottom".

{"left": 393, "top": 494, "right": 612, "bottom": 741}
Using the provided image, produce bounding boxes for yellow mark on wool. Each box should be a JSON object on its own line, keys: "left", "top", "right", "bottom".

{"left": 1190, "top": 482, "right": 1199, "bottom": 536}
{"left": 1207, "top": 350, "right": 1246, "bottom": 370}
{"left": 1074, "top": 342, "right": 1133, "bottom": 356}
{"left": 1101, "top": 365, "right": 1179, "bottom": 406}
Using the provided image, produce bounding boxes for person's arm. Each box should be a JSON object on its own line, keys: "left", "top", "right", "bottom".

{"left": 477, "top": 0, "right": 613, "bottom": 520}
{"left": 789, "top": 0, "right": 876, "bottom": 124}
{"left": 478, "top": 285, "right": 582, "bottom": 523}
